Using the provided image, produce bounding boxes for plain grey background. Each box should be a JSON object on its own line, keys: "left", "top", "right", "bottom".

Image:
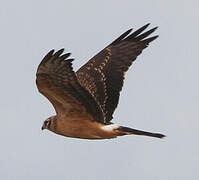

{"left": 0, "top": 0, "right": 198, "bottom": 179}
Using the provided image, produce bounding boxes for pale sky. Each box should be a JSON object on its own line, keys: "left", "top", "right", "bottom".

{"left": 0, "top": 0, "right": 198, "bottom": 179}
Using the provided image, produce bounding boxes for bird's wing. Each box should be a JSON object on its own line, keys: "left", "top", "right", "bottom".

{"left": 76, "top": 24, "right": 158, "bottom": 123}
{"left": 36, "top": 49, "right": 104, "bottom": 122}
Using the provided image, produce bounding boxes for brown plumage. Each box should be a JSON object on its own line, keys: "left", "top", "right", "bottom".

{"left": 36, "top": 24, "right": 165, "bottom": 140}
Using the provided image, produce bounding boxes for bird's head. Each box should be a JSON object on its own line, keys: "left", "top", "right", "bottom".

{"left": 41, "top": 116, "right": 56, "bottom": 130}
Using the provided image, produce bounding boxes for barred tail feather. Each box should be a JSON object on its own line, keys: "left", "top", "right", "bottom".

{"left": 118, "top": 126, "right": 165, "bottom": 139}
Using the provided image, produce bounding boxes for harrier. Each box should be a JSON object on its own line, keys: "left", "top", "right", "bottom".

{"left": 36, "top": 23, "right": 165, "bottom": 139}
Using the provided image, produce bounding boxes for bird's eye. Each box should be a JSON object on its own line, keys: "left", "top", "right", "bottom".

{"left": 45, "top": 120, "right": 51, "bottom": 127}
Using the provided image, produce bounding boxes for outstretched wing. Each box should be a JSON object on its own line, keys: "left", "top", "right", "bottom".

{"left": 76, "top": 24, "right": 158, "bottom": 123}
{"left": 36, "top": 49, "right": 104, "bottom": 122}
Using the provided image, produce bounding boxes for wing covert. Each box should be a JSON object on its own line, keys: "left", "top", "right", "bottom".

{"left": 76, "top": 24, "right": 158, "bottom": 123}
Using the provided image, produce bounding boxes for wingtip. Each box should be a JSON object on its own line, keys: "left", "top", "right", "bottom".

{"left": 52, "top": 48, "right": 65, "bottom": 58}
{"left": 56, "top": 48, "right": 65, "bottom": 54}
{"left": 126, "top": 28, "right": 133, "bottom": 33}
{"left": 125, "top": 23, "right": 154, "bottom": 41}
{"left": 143, "top": 23, "right": 158, "bottom": 30}
{"left": 67, "top": 58, "right": 74, "bottom": 63}
{"left": 59, "top": 52, "right": 71, "bottom": 61}
{"left": 142, "top": 35, "right": 159, "bottom": 44}
{"left": 58, "top": 48, "right": 65, "bottom": 52}
{"left": 139, "top": 23, "right": 150, "bottom": 31}
{"left": 154, "top": 26, "right": 158, "bottom": 30}
{"left": 144, "top": 23, "right": 150, "bottom": 28}
{"left": 150, "top": 26, "right": 158, "bottom": 32}
{"left": 110, "top": 28, "right": 133, "bottom": 45}
{"left": 47, "top": 49, "right": 55, "bottom": 55}
{"left": 41, "top": 49, "right": 54, "bottom": 62}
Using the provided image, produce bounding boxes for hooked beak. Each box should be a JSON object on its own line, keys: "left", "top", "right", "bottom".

{"left": 41, "top": 125, "right": 45, "bottom": 130}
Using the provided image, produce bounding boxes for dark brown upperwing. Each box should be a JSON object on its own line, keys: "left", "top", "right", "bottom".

{"left": 36, "top": 49, "right": 104, "bottom": 122}
{"left": 76, "top": 24, "right": 158, "bottom": 123}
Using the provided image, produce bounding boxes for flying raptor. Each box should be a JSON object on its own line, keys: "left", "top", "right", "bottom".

{"left": 36, "top": 23, "right": 165, "bottom": 139}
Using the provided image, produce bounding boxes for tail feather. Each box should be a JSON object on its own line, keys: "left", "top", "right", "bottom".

{"left": 117, "top": 126, "right": 165, "bottom": 139}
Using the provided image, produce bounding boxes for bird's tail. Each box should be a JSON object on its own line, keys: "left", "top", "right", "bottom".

{"left": 117, "top": 126, "right": 165, "bottom": 138}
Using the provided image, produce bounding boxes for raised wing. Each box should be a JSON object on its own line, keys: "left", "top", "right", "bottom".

{"left": 36, "top": 49, "right": 104, "bottom": 122}
{"left": 76, "top": 23, "right": 158, "bottom": 123}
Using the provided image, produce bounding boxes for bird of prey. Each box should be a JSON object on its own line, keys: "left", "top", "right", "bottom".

{"left": 36, "top": 23, "right": 165, "bottom": 140}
